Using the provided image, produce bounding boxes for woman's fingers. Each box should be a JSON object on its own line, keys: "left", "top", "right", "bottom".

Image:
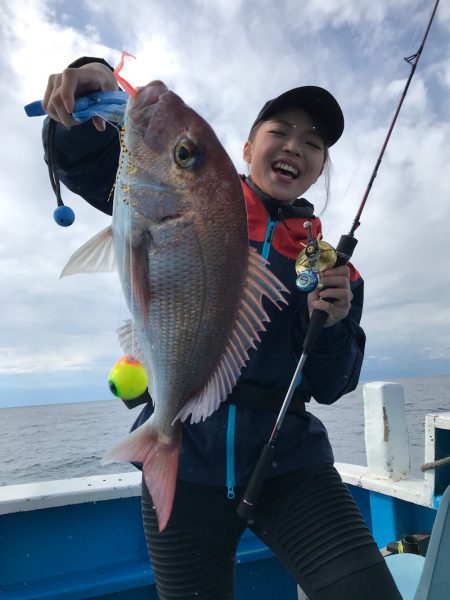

{"left": 307, "top": 266, "right": 353, "bottom": 326}
{"left": 42, "top": 70, "right": 81, "bottom": 126}
{"left": 41, "top": 63, "right": 118, "bottom": 128}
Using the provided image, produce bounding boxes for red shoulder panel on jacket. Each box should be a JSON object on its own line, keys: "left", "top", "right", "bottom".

{"left": 242, "top": 181, "right": 361, "bottom": 282}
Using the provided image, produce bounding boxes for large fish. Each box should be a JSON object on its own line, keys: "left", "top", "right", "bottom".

{"left": 62, "top": 81, "right": 288, "bottom": 530}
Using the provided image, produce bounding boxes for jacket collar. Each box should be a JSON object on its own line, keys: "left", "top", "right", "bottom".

{"left": 241, "top": 175, "right": 315, "bottom": 220}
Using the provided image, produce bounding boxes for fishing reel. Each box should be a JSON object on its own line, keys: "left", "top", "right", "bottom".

{"left": 295, "top": 221, "right": 337, "bottom": 292}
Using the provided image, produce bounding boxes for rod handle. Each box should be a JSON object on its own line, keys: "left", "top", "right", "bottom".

{"left": 237, "top": 443, "right": 275, "bottom": 522}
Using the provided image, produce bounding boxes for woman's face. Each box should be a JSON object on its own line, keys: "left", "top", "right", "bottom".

{"left": 243, "top": 108, "right": 326, "bottom": 204}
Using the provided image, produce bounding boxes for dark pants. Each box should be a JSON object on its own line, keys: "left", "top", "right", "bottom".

{"left": 141, "top": 465, "right": 401, "bottom": 600}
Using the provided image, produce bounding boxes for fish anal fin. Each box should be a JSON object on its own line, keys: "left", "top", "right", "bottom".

{"left": 116, "top": 319, "right": 146, "bottom": 365}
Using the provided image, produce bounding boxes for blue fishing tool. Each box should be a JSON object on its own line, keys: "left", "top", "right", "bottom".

{"left": 24, "top": 90, "right": 128, "bottom": 123}
{"left": 24, "top": 90, "right": 128, "bottom": 226}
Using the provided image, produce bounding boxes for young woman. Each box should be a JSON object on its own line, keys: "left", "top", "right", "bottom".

{"left": 42, "top": 57, "right": 401, "bottom": 599}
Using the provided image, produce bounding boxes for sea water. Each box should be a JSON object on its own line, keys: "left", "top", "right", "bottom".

{"left": 1, "top": 374, "right": 450, "bottom": 487}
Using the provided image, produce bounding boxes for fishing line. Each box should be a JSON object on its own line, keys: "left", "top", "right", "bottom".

{"left": 320, "top": 139, "right": 368, "bottom": 242}
{"left": 127, "top": 168, "right": 137, "bottom": 358}
{"left": 349, "top": 0, "right": 440, "bottom": 237}
{"left": 113, "top": 119, "right": 138, "bottom": 359}
{"left": 112, "top": 51, "right": 140, "bottom": 359}
{"left": 84, "top": 48, "right": 138, "bottom": 362}
{"left": 237, "top": 0, "right": 442, "bottom": 523}
{"left": 322, "top": 5, "right": 427, "bottom": 242}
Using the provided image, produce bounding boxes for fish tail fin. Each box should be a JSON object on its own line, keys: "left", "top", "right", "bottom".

{"left": 142, "top": 430, "right": 181, "bottom": 532}
{"left": 102, "top": 417, "right": 181, "bottom": 532}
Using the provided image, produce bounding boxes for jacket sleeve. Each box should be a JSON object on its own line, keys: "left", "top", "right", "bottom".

{"left": 42, "top": 117, "right": 120, "bottom": 216}
{"left": 41, "top": 56, "right": 121, "bottom": 216}
{"left": 293, "top": 276, "right": 366, "bottom": 405}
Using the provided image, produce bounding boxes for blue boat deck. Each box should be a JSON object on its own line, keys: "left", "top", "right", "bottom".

{"left": 1, "top": 477, "right": 298, "bottom": 599}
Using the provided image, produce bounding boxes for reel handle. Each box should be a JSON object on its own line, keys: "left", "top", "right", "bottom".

{"left": 303, "top": 234, "right": 358, "bottom": 352}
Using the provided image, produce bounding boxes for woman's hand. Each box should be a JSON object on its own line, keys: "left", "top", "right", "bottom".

{"left": 42, "top": 62, "right": 118, "bottom": 131}
{"left": 307, "top": 265, "right": 353, "bottom": 327}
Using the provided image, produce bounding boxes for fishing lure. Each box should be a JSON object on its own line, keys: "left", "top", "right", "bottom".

{"left": 24, "top": 49, "right": 137, "bottom": 226}
{"left": 24, "top": 90, "right": 128, "bottom": 124}
{"left": 113, "top": 50, "right": 138, "bottom": 96}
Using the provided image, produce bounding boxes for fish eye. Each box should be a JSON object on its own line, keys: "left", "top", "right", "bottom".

{"left": 174, "top": 138, "right": 197, "bottom": 168}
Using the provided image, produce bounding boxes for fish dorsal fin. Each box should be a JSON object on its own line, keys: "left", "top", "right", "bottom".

{"left": 116, "top": 319, "right": 147, "bottom": 366}
{"left": 175, "top": 246, "right": 289, "bottom": 424}
{"left": 60, "top": 226, "right": 117, "bottom": 277}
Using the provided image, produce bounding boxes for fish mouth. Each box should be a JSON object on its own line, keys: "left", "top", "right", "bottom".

{"left": 131, "top": 80, "right": 170, "bottom": 111}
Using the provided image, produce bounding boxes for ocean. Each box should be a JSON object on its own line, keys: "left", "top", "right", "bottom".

{"left": 1, "top": 374, "right": 450, "bottom": 487}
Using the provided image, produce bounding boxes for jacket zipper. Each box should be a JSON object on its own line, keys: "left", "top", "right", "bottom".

{"left": 226, "top": 404, "right": 237, "bottom": 499}
{"left": 225, "top": 215, "right": 278, "bottom": 499}
{"left": 262, "top": 216, "right": 277, "bottom": 260}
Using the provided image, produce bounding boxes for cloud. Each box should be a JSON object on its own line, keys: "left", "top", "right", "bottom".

{"left": 2, "top": 0, "right": 450, "bottom": 406}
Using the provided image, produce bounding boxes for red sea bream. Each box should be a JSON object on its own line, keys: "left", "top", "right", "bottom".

{"left": 61, "top": 81, "right": 288, "bottom": 530}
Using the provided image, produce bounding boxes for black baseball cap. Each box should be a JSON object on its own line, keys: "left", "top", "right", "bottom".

{"left": 250, "top": 86, "right": 344, "bottom": 147}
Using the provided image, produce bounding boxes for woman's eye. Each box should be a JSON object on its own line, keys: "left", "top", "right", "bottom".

{"left": 306, "top": 140, "right": 323, "bottom": 150}
{"left": 269, "top": 129, "right": 285, "bottom": 136}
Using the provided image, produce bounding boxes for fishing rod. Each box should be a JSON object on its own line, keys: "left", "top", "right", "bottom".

{"left": 237, "top": 0, "right": 441, "bottom": 522}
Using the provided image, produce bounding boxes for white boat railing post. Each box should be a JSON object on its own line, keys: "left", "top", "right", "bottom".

{"left": 423, "top": 413, "right": 450, "bottom": 508}
{"left": 424, "top": 414, "right": 438, "bottom": 506}
{"left": 363, "top": 382, "right": 411, "bottom": 481}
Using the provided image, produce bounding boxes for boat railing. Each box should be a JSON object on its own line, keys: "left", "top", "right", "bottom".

{"left": 1, "top": 381, "right": 449, "bottom": 598}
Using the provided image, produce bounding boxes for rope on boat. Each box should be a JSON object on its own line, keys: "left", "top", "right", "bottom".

{"left": 421, "top": 456, "right": 450, "bottom": 471}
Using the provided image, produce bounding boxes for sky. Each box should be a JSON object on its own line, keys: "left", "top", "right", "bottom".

{"left": 1, "top": 0, "right": 450, "bottom": 408}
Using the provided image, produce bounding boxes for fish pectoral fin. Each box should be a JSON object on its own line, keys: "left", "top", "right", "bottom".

{"left": 60, "top": 226, "right": 117, "bottom": 277}
{"left": 130, "top": 241, "right": 151, "bottom": 325}
{"left": 175, "top": 247, "right": 289, "bottom": 425}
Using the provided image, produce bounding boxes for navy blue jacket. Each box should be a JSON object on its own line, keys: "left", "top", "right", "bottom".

{"left": 43, "top": 115, "right": 365, "bottom": 493}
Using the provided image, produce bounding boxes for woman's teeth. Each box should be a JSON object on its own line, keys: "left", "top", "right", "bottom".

{"left": 272, "top": 161, "right": 299, "bottom": 178}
